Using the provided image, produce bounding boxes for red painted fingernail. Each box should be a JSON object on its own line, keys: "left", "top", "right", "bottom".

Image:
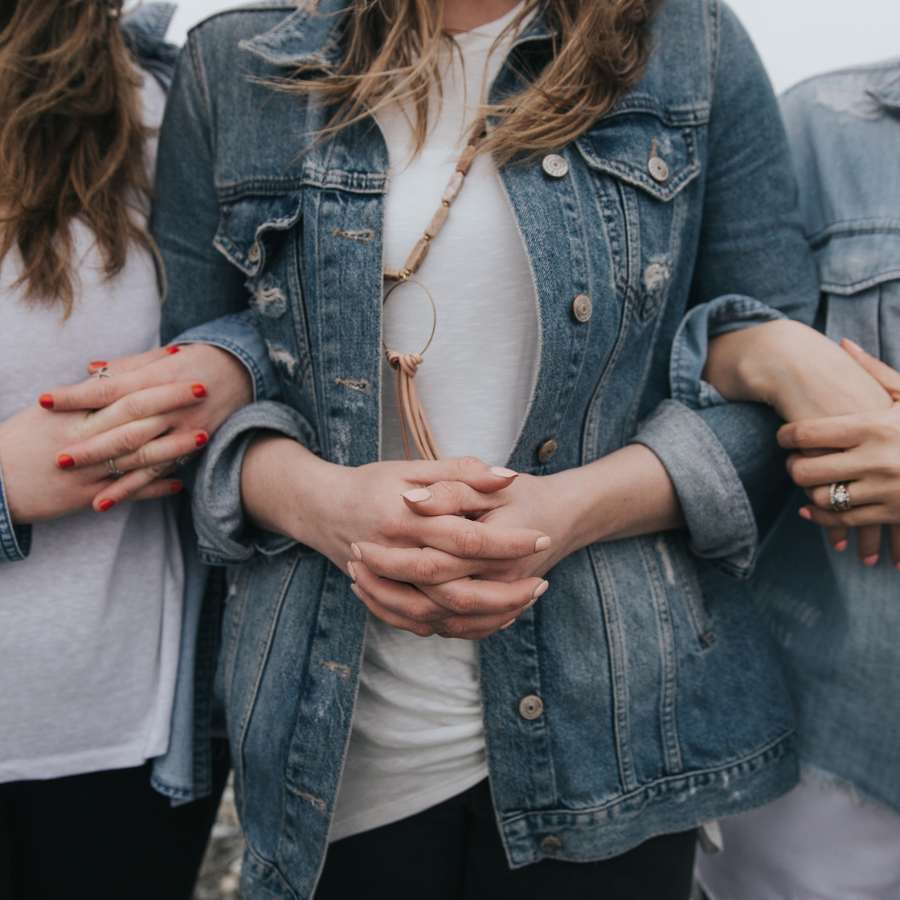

{"left": 57, "top": 454, "right": 75, "bottom": 469}
{"left": 191, "top": 384, "right": 207, "bottom": 398}
{"left": 39, "top": 393, "right": 54, "bottom": 409}
{"left": 170, "top": 480, "right": 183, "bottom": 493}
{"left": 798, "top": 508, "right": 812, "bottom": 520}
{"left": 98, "top": 499, "right": 116, "bottom": 512}
{"left": 863, "top": 554, "right": 879, "bottom": 566}
{"left": 89, "top": 360, "right": 107, "bottom": 368}
{"left": 834, "top": 540, "right": 848, "bottom": 552}
{"left": 195, "top": 432, "right": 208, "bottom": 448}
{"left": 166, "top": 346, "right": 180, "bottom": 354}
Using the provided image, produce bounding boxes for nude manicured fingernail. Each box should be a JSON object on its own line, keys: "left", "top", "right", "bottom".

{"left": 170, "top": 480, "right": 183, "bottom": 493}
{"left": 863, "top": 554, "right": 879, "bottom": 566}
{"left": 89, "top": 360, "right": 107, "bottom": 368}
{"left": 195, "top": 433, "right": 208, "bottom": 447}
{"left": 191, "top": 384, "right": 207, "bottom": 398}
{"left": 500, "top": 618, "right": 517, "bottom": 630}
{"left": 39, "top": 393, "right": 54, "bottom": 409}
{"left": 841, "top": 338, "right": 865, "bottom": 354}
{"left": 489, "top": 466, "right": 518, "bottom": 478}
{"left": 350, "top": 583, "right": 366, "bottom": 603}
{"left": 403, "top": 488, "right": 432, "bottom": 503}
{"left": 347, "top": 561, "right": 357, "bottom": 582}
{"left": 166, "top": 346, "right": 180, "bottom": 354}
{"left": 350, "top": 543, "right": 362, "bottom": 560}
{"left": 57, "top": 454, "right": 75, "bottom": 469}
{"left": 534, "top": 536, "right": 551, "bottom": 552}
{"left": 98, "top": 499, "right": 116, "bottom": 512}
{"left": 798, "top": 508, "right": 812, "bottom": 521}
{"left": 532, "top": 580, "right": 549, "bottom": 601}
{"left": 833, "top": 540, "right": 848, "bottom": 552}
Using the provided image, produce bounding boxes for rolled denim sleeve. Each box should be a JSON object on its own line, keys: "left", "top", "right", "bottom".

{"left": 669, "top": 294, "right": 787, "bottom": 410}
{"left": 0, "top": 467, "right": 30, "bottom": 563}
{"left": 170, "top": 310, "right": 281, "bottom": 403}
{"left": 192, "top": 401, "right": 320, "bottom": 565}
{"left": 633, "top": 7, "right": 819, "bottom": 577}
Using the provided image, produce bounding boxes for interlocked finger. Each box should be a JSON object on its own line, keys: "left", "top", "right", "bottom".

{"left": 91, "top": 461, "right": 183, "bottom": 512}
{"left": 109, "top": 431, "right": 208, "bottom": 475}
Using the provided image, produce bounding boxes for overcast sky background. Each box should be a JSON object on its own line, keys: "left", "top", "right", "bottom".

{"left": 164, "top": 0, "right": 898, "bottom": 95}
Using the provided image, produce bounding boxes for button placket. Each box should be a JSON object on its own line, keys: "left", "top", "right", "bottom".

{"left": 541, "top": 154, "right": 569, "bottom": 178}
{"left": 518, "top": 694, "right": 544, "bottom": 720}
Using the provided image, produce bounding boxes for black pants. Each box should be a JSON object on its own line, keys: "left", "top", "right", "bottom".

{"left": 0, "top": 739, "right": 230, "bottom": 900}
{"left": 316, "top": 779, "right": 696, "bottom": 900}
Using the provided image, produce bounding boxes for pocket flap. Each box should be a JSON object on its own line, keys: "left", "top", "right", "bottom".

{"left": 214, "top": 192, "right": 304, "bottom": 274}
{"left": 575, "top": 111, "right": 701, "bottom": 202}
{"left": 814, "top": 229, "right": 900, "bottom": 295}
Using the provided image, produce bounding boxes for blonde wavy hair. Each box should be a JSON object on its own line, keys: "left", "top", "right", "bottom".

{"left": 0, "top": 0, "right": 154, "bottom": 318}
{"left": 283, "top": 0, "right": 663, "bottom": 162}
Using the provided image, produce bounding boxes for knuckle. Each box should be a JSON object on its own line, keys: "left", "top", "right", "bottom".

{"left": 454, "top": 522, "right": 486, "bottom": 558}
{"left": 410, "top": 552, "right": 441, "bottom": 585}
{"left": 445, "top": 585, "right": 479, "bottom": 616}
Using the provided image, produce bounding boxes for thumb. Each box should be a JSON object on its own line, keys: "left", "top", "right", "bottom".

{"left": 841, "top": 339, "right": 900, "bottom": 402}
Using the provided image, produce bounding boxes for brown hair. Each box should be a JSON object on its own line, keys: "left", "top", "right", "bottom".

{"left": 0, "top": 0, "right": 154, "bottom": 317}
{"left": 282, "top": 0, "right": 663, "bottom": 162}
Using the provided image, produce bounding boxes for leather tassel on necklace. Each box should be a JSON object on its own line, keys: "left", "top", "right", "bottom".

{"left": 382, "top": 119, "right": 487, "bottom": 461}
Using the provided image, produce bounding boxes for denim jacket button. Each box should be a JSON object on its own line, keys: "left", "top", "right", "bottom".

{"left": 572, "top": 294, "right": 593, "bottom": 322}
{"left": 537, "top": 439, "right": 558, "bottom": 463}
{"left": 541, "top": 154, "right": 569, "bottom": 178}
{"left": 248, "top": 242, "right": 262, "bottom": 264}
{"left": 648, "top": 156, "right": 670, "bottom": 182}
{"left": 518, "top": 694, "right": 544, "bottom": 720}
{"left": 539, "top": 835, "right": 563, "bottom": 853}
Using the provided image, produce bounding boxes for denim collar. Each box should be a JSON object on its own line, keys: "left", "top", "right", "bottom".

{"left": 868, "top": 69, "right": 900, "bottom": 111}
{"left": 240, "top": 0, "right": 554, "bottom": 69}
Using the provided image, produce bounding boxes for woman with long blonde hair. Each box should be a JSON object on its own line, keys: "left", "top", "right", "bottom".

{"left": 0, "top": 2, "right": 252, "bottom": 895}
{"left": 47, "top": 0, "right": 890, "bottom": 896}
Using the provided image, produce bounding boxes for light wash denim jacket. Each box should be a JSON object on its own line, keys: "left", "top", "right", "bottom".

{"left": 745, "top": 61, "right": 900, "bottom": 814}
{"left": 154, "top": 0, "right": 820, "bottom": 895}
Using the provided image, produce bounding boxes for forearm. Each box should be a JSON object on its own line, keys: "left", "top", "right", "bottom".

{"left": 550, "top": 445, "right": 684, "bottom": 555}
{"left": 704, "top": 320, "right": 891, "bottom": 421}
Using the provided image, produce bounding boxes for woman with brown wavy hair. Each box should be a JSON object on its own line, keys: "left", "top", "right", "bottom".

{"left": 0, "top": 2, "right": 250, "bottom": 896}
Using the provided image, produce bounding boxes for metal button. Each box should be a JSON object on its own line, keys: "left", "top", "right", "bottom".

{"left": 648, "top": 156, "right": 670, "bottom": 182}
{"left": 248, "top": 242, "right": 261, "bottom": 263}
{"left": 542, "top": 154, "right": 569, "bottom": 178}
{"left": 537, "top": 439, "right": 558, "bottom": 463}
{"left": 572, "top": 294, "right": 593, "bottom": 323}
{"left": 540, "top": 835, "right": 563, "bottom": 853}
{"left": 518, "top": 694, "right": 544, "bottom": 720}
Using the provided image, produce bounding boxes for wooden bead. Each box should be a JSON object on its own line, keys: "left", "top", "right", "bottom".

{"left": 383, "top": 266, "right": 404, "bottom": 281}
{"left": 441, "top": 171, "right": 464, "bottom": 206}
{"left": 404, "top": 238, "right": 430, "bottom": 274}
{"left": 424, "top": 205, "right": 450, "bottom": 239}
{"left": 456, "top": 145, "right": 478, "bottom": 175}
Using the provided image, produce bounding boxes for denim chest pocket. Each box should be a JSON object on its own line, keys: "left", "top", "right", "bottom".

{"left": 575, "top": 110, "right": 704, "bottom": 322}
{"left": 816, "top": 234, "right": 900, "bottom": 369}
{"left": 214, "top": 191, "right": 314, "bottom": 390}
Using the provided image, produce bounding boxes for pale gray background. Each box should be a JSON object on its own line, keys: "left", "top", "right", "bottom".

{"left": 162, "top": 0, "right": 899, "bottom": 94}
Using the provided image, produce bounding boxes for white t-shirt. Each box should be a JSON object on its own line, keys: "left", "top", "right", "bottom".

{"left": 330, "top": 3, "right": 539, "bottom": 841}
{"left": 695, "top": 771, "right": 900, "bottom": 900}
{"left": 0, "top": 72, "right": 184, "bottom": 783}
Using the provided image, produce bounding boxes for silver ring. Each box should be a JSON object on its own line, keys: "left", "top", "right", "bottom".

{"left": 91, "top": 366, "right": 112, "bottom": 379}
{"left": 174, "top": 455, "right": 191, "bottom": 467}
{"left": 829, "top": 482, "right": 851, "bottom": 512}
{"left": 107, "top": 459, "right": 125, "bottom": 478}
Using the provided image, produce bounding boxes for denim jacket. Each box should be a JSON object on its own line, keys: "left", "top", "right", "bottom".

{"left": 155, "top": 1, "right": 819, "bottom": 895}
{"left": 743, "top": 61, "right": 900, "bottom": 813}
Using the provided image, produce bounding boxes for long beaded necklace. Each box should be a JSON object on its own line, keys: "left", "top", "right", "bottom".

{"left": 381, "top": 118, "right": 487, "bottom": 461}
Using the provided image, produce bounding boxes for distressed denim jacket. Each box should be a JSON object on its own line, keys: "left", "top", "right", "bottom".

{"left": 154, "top": 0, "right": 820, "bottom": 895}
{"left": 747, "top": 62, "right": 900, "bottom": 813}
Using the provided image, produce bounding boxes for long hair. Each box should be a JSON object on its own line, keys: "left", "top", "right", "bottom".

{"left": 0, "top": 0, "right": 154, "bottom": 317}
{"left": 281, "top": 0, "right": 663, "bottom": 162}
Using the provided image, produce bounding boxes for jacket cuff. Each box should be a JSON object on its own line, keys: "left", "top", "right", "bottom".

{"left": 631, "top": 400, "right": 757, "bottom": 578}
{"left": 170, "top": 310, "right": 281, "bottom": 403}
{"left": 0, "top": 464, "right": 31, "bottom": 563}
{"left": 193, "top": 401, "right": 319, "bottom": 565}
{"left": 671, "top": 295, "right": 786, "bottom": 410}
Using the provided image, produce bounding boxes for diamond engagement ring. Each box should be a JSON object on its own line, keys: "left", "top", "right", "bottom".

{"left": 829, "top": 482, "right": 851, "bottom": 512}
{"left": 91, "top": 366, "right": 112, "bottom": 379}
